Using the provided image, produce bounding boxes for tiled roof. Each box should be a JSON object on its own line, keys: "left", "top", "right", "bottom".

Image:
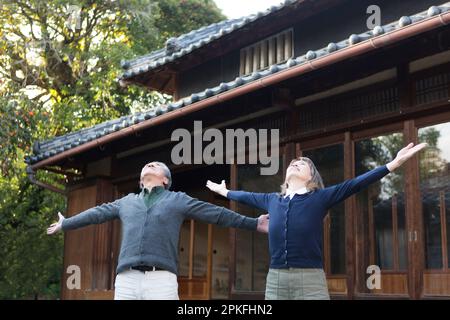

{"left": 25, "top": 4, "right": 450, "bottom": 165}
{"left": 119, "top": 0, "right": 298, "bottom": 80}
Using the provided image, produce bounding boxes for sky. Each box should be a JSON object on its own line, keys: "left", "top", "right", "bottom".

{"left": 214, "top": 0, "right": 285, "bottom": 19}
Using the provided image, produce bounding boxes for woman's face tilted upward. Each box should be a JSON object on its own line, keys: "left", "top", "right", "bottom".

{"left": 286, "top": 158, "right": 313, "bottom": 185}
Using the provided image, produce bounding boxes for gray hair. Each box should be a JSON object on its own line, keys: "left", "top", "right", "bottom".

{"left": 140, "top": 161, "right": 172, "bottom": 190}
{"left": 280, "top": 157, "right": 324, "bottom": 195}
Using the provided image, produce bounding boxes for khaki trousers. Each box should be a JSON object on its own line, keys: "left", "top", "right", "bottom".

{"left": 265, "top": 268, "right": 330, "bottom": 300}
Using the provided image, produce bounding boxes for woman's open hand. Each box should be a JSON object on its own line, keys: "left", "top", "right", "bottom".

{"left": 206, "top": 180, "right": 229, "bottom": 197}
{"left": 387, "top": 142, "right": 428, "bottom": 172}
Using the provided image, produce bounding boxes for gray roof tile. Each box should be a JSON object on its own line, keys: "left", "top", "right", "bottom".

{"left": 119, "top": 0, "right": 298, "bottom": 80}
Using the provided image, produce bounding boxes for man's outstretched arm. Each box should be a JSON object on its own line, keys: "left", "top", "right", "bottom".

{"left": 182, "top": 193, "right": 268, "bottom": 233}
{"left": 47, "top": 199, "right": 122, "bottom": 235}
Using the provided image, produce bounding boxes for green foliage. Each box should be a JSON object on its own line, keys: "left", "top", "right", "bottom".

{"left": 0, "top": 0, "right": 225, "bottom": 299}
{"left": 0, "top": 173, "right": 65, "bottom": 299}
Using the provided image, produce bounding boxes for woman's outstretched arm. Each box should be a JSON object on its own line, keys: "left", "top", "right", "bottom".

{"left": 206, "top": 180, "right": 272, "bottom": 211}
{"left": 321, "top": 142, "right": 427, "bottom": 209}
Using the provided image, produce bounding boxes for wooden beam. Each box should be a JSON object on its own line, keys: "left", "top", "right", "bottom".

{"left": 160, "top": 74, "right": 173, "bottom": 94}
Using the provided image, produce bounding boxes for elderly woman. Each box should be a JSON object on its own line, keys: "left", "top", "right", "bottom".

{"left": 207, "top": 142, "right": 427, "bottom": 300}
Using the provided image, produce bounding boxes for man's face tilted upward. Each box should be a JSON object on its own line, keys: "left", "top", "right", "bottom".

{"left": 140, "top": 162, "right": 169, "bottom": 189}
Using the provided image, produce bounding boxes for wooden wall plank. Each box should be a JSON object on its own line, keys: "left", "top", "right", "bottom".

{"left": 62, "top": 185, "right": 97, "bottom": 300}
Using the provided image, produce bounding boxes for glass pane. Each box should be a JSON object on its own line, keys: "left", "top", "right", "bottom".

{"left": 422, "top": 200, "right": 442, "bottom": 269}
{"left": 355, "top": 133, "right": 407, "bottom": 273}
{"left": 235, "top": 158, "right": 283, "bottom": 291}
{"left": 373, "top": 199, "right": 393, "bottom": 269}
{"left": 330, "top": 211, "right": 345, "bottom": 274}
{"left": 303, "top": 144, "right": 345, "bottom": 275}
{"left": 397, "top": 197, "right": 407, "bottom": 270}
{"left": 418, "top": 122, "right": 450, "bottom": 269}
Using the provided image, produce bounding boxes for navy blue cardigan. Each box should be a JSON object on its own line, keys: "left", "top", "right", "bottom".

{"left": 227, "top": 165, "right": 390, "bottom": 269}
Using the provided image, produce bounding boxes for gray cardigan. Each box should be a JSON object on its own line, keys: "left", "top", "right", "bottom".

{"left": 62, "top": 189, "right": 258, "bottom": 275}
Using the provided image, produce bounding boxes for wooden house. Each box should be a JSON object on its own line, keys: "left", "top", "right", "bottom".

{"left": 26, "top": 0, "right": 450, "bottom": 299}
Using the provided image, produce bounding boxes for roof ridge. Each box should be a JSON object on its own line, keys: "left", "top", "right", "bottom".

{"left": 119, "top": 0, "right": 296, "bottom": 75}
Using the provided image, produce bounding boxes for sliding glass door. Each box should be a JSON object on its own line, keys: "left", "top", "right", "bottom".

{"left": 417, "top": 121, "right": 450, "bottom": 297}
{"left": 354, "top": 132, "right": 409, "bottom": 296}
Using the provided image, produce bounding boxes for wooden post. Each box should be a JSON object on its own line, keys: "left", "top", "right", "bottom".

{"left": 368, "top": 199, "right": 375, "bottom": 267}
{"left": 61, "top": 183, "right": 97, "bottom": 300}
{"left": 323, "top": 215, "right": 331, "bottom": 274}
{"left": 404, "top": 119, "right": 422, "bottom": 299}
{"left": 228, "top": 163, "right": 238, "bottom": 298}
{"left": 344, "top": 131, "right": 355, "bottom": 298}
{"left": 392, "top": 195, "right": 400, "bottom": 271}
{"left": 206, "top": 224, "right": 213, "bottom": 299}
{"left": 440, "top": 191, "right": 448, "bottom": 270}
{"left": 188, "top": 219, "right": 195, "bottom": 297}
{"left": 92, "top": 178, "right": 115, "bottom": 291}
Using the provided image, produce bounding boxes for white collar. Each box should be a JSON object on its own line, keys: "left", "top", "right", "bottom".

{"left": 285, "top": 187, "right": 309, "bottom": 199}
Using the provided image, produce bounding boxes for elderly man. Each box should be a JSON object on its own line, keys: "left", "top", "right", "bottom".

{"left": 47, "top": 161, "right": 268, "bottom": 300}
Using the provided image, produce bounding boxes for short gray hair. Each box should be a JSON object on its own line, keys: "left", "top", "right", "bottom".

{"left": 140, "top": 161, "right": 172, "bottom": 190}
